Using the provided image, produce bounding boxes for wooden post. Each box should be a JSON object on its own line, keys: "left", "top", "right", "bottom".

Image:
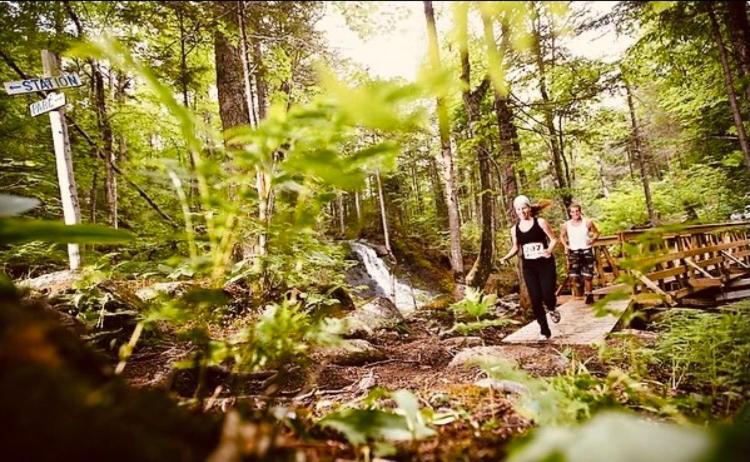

{"left": 42, "top": 50, "right": 82, "bottom": 270}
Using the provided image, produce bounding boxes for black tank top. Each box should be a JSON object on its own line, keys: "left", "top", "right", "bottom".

{"left": 516, "top": 218, "right": 549, "bottom": 260}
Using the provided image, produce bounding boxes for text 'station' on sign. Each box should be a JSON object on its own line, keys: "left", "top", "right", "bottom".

{"left": 29, "top": 92, "right": 66, "bottom": 117}
{"left": 3, "top": 73, "right": 82, "bottom": 95}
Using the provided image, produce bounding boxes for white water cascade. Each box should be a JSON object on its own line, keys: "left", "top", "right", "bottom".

{"left": 349, "top": 241, "right": 432, "bottom": 313}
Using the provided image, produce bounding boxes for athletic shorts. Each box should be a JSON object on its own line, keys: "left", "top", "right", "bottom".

{"left": 567, "top": 248, "right": 595, "bottom": 278}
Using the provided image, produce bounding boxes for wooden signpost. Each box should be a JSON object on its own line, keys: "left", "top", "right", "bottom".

{"left": 3, "top": 50, "right": 82, "bottom": 270}
{"left": 29, "top": 92, "right": 66, "bottom": 117}
{"left": 4, "top": 73, "right": 82, "bottom": 95}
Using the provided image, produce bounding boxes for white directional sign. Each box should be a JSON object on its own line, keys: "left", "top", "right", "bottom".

{"left": 29, "top": 92, "right": 66, "bottom": 117}
{"left": 4, "top": 73, "right": 82, "bottom": 95}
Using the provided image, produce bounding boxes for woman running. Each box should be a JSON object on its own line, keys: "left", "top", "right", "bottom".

{"left": 499, "top": 195, "right": 560, "bottom": 340}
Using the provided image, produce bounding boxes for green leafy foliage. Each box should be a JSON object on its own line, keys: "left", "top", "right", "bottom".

{"left": 0, "top": 194, "right": 133, "bottom": 245}
{"left": 450, "top": 287, "right": 497, "bottom": 321}
{"left": 507, "top": 411, "right": 711, "bottom": 462}
{"left": 653, "top": 303, "right": 750, "bottom": 401}
{"left": 318, "top": 389, "right": 437, "bottom": 447}
{"left": 232, "top": 300, "right": 344, "bottom": 371}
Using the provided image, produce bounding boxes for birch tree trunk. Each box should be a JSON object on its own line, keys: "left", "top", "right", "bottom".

{"left": 376, "top": 170, "right": 392, "bottom": 255}
{"left": 462, "top": 15, "right": 494, "bottom": 289}
{"left": 623, "top": 76, "right": 657, "bottom": 225}
{"left": 531, "top": 6, "right": 571, "bottom": 210}
{"left": 708, "top": 4, "right": 750, "bottom": 174}
{"left": 423, "top": 0, "right": 464, "bottom": 277}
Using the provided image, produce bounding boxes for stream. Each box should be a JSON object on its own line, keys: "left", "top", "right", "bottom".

{"left": 348, "top": 240, "right": 433, "bottom": 313}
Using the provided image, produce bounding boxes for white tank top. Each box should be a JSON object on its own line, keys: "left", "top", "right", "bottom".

{"left": 566, "top": 219, "right": 590, "bottom": 250}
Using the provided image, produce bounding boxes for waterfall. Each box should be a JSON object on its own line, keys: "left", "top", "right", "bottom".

{"left": 349, "top": 241, "right": 431, "bottom": 313}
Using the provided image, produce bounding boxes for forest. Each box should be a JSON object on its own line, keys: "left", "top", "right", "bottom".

{"left": 1, "top": 1, "right": 749, "bottom": 461}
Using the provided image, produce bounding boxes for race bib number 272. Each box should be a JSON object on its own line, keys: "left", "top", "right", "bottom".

{"left": 523, "top": 242, "right": 546, "bottom": 259}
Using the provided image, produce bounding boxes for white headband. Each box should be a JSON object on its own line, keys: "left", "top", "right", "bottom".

{"left": 513, "top": 195, "right": 531, "bottom": 208}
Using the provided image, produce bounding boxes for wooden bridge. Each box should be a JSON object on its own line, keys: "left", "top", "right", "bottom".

{"left": 503, "top": 221, "right": 750, "bottom": 345}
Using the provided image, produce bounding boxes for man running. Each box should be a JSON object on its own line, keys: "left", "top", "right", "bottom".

{"left": 560, "top": 203, "right": 600, "bottom": 304}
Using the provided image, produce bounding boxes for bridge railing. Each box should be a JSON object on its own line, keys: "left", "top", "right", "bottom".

{"left": 590, "top": 221, "right": 750, "bottom": 304}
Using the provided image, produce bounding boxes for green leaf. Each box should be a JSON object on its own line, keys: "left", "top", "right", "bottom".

{"left": 393, "top": 389, "right": 437, "bottom": 439}
{"left": 318, "top": 408, "right": 415, "bottom": 445}
{"left": 0, "top": 218, "right": 134, "bottom": 244}
{"left": 508, "top": 411, "right": 711, "bottom": 462}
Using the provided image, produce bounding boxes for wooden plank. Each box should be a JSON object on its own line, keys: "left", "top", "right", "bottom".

{"left": 633, "top": 270, "right": 676, "bottom": 305}
{"left": 632, "top": 293, "right": 668, "bottom": 305}
{"left": 721, "top": 250, "right": 750, "bottom": 269}
{"left": 601, "top": 248, "right": 621, "bottom": 277}
{"left": 646, "top": 266, "right": 687, "bottom": 281}
{"left": 502, "top": 298, "right": 632, "bottom": 345}
{"left": 592, "top": 283, "right": 629, "bottom": 295}
{"left": 684, "top": 258, "right": 717, "bottom": 279}
{"left": 687, "top": 278, "right": 723, "bottom": 289}
{"left": 680, "top": 297, "right": 718, "bottom": 308}
{"left": 727, "top": 277, "right": 750, "bottom": 289}
{"left": 689, "top": 256, "right": 724, "bottom": 268}
{"left": 671, "top": 287, "right": 693, "bottom": 300}
{"left": 716, "top": 288, "right": 750, "bottom": 302}
{"left": 633, "top": 240, "right": 750, "bottom": 267}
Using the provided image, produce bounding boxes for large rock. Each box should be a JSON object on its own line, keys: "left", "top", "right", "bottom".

{"left": 475, "top": 378, "right": 530, "bottom": 395}
{"left": 18, "top": 270, "right": 80, "bottom": 297}
{"left": 449, "top": 345, "right": 569, "bottom": 373}
{"left": 344, "top": 297, "right": 405, "bottom": 337}
{"left": 441, "top": 336, "right": 484, "bottom": 350}
{"left": 136, "top": 281, "right": 195, "bottom": 302}
{"left": 613, "top": 329, "right": 659, "bottom": 343}
{"left": 449, "top": 346, "right": 519, "bottom": 369}
{"left": 316, "top": 339, "right": 386, "bottom": 366}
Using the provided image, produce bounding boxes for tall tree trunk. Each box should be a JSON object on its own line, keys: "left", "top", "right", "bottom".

{"left": 510, "top": 121, "right": 527, "bottom": 188}
{"left": 708, "top": 4, "right": 750, "bottom": 174}
{"left": 252, "top": 41, "right": 268, "bottom": 121}
{"left": 237, "top": 0, "right": 272, "bottom": 256}
{"left": 89, "top": 169, "right": 98, "bottom": 223}
{"left": 623, "top": 77, "right": 657, "bottom": 225}
{"left": 531, "top": 7, "right": 571, "bottom": 209}
{"left": 462, "top": 16, "right": 494, "bottom": 289}
{"left": 376, "top": 170, "right": 392, "bottom": 255}
{"left": 423, "top": 0, "right": 464, "bottom": 277}
{"left": 598, "top": 155, "right": 610, "bottom": 198}
{"left": 494, "top": 94, "right": 519, "bottom": 222}
{"left": 411, "top": 160, "right": 422, "bottom": 210}
{"left": 428, "top": 157, "right": 448, "bottom": 228}
{"left": 176, "top": 6, "right": 198, "bottom": 205}
{"left": 178, "top": 7, "right": 190, "bottom": 108}
{"left": 214, "top": 31, "right": 250, "bottom": 133}
{"left": 337, "top": 193, "right": 345, "bottom": 236}
{"left": 724, "top": 1, "right": 750, "bottom": 106}
{"left": 93, "top": 62, "right": 117, "bottom": 228}
{"left": 354, "top": 190, "right": 362, "bottom": 223}
{"left": 490, "top": 18, "right": 520, "bottom": 223}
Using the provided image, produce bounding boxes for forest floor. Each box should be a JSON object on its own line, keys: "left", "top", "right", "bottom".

{"left": 10, "top": 248, "right": 654, "bottom": 461}
{"left": 116, "top": 287, "right": 606, "bottom": 461}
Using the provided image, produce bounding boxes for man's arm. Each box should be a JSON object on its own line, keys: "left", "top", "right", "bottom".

{"left": 560, "top": 221, "right": 569, "bottom": 251}
{"left": 539, "top": 218, "right": 558, "bottom": 257}
{"left": 588, "top": 219, "right": 600, "bottom": 246}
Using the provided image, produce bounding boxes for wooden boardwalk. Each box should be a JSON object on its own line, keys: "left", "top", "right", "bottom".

{"left": 502, "top": 298, "right": 632, "bottom": 345}
{"left": 502, "top": 222, "right": 750, "bottom": 346}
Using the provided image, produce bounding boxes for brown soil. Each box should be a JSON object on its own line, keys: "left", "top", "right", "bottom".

{"left": 115, "top": 300, "right": 589, "bottom": 461}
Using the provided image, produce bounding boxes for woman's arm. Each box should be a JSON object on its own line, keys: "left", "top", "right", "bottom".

{"left": 499, "top": 228, "right": 519, "bottom": 264}
{"left": 539, "top": 218, "right": 558, "bottom": 257}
